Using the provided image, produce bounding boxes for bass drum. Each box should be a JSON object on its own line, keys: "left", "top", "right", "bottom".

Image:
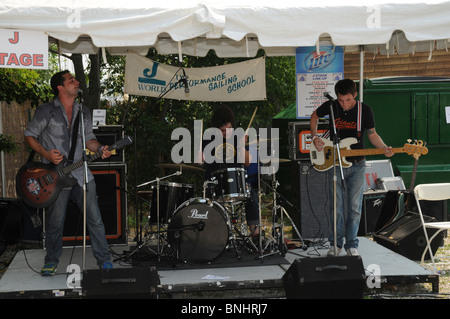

{"left": 167, "top": 198, "right": 229, "bottom": 263}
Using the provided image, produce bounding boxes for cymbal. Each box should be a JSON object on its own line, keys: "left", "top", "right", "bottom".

{"left": 246, "top": 137, "right": 281, "bottom": 146}
{"left": 155, "top": 163, "right": 205, "bottom": 172}
{"left": 261, "top": 158, "right": 291, "bottom": 164}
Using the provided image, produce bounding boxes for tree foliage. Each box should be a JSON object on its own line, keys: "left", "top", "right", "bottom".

{"left": 96, "top": 49, "right": 296, "bottom": 199}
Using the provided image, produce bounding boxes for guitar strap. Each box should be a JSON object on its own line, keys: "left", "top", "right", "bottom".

{"left": 356, "top": 101, "right": 362, "bottom": 141}
{"left": 67, "top": 112, "right": 80, "bottom": 161}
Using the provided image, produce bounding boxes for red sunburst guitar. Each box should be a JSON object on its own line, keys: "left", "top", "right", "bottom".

{"left": 16, "top": 136, "right": 133, "bottom": 208}
{"left": 309, "top": 137, "right": 428, "bottom": 172}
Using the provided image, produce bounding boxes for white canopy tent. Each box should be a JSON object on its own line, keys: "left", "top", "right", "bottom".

{"left": 1, "top": 0, "right": 450, "bottom": 195}
{"left": 1, "top": 0, "right": 450, "bottom": 58}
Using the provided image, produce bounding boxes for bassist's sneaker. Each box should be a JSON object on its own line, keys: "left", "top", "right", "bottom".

{"left": 327, "top": 246, "right": 342, "bottom": 257}
{"left": 346, "top": 248, "right": 359, "bottom": 256}
{"left": 41, "top": 263, "right": 57, "bottom": 276}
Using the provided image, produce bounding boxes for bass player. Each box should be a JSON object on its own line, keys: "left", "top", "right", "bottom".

{"left": 309, "top": 79, "right": 394, "bottom": 257}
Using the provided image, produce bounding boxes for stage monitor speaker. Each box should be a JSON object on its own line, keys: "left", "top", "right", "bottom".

{"left": 282, "top": 256, "right": 366, "bottom": 299}
{"left": 62, "top": 164, "right": 127, "bottom": 246}
{"left": 92, "top": 125, "right": 124, "bottom": 163}
{"left": 359, "top": 190, "right": 388, "bottom": 236}
{"left": 298, "top": 161, "right": 331, "bottom": 239}
{"left": 82, "top": 267, "right": 160, "bottom": 299}
{"left": 373, "top": 211, "right": 445, "bottom": 261}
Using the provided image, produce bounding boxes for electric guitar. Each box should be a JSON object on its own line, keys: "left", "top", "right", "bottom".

{"left": 16, "top": 136, "right": 133, "bottom": 208}
{"left": 310, "top": 137, "right": 428, "bottom": 172}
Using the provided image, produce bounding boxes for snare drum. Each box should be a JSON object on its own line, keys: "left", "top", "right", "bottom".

{"left": 150, "top": 181, "right": 194, "bottom": 224}
{"left": 211, "top": 167, "right": 248, "bottom": 202}
{"left": 167, "top": 198, "right": 229, "bottom": 263}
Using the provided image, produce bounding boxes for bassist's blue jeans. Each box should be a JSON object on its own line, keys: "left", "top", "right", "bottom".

{"left": 44, "top": 179, "right": 111, "bottom": 267}
{"left": 326, "top": 161, "right": 365, "bottom": 250}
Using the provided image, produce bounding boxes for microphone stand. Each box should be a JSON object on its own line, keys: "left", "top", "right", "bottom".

{"left": 78, "top": 97, "right": 89, "bottom": 271}
{"left": 326, "top": 96, "right": 346, "bottom": 257}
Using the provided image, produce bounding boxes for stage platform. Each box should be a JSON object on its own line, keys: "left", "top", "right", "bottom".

{"left": 0, "top": 237, "right": 439, "bottom": 299}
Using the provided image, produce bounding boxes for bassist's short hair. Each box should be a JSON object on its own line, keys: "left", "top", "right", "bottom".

{"left": 335, "top": 79, "right": 357, "bottom": 96}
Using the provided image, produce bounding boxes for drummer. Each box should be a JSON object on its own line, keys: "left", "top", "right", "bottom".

{"left": 197, "top": 105, "right": 260, "bottom": 237}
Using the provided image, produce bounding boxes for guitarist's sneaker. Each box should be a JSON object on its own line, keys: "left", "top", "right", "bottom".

{"left": 41, "top": 263, "right": 57, "bottom": 276}
{"left": 100, "top": 261, "right": 113, "bottom": 269}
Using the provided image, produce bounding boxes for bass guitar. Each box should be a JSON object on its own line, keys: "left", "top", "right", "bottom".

{"left": 310, "top": 137, "right": 428, "bottom": 172}
{"left": 16, "top": 136, "right": 133, "bottom": 208}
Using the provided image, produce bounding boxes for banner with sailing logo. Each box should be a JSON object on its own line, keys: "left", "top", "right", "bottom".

{"left": 295, "top": 46, "right": 344, "bottom": 118}
{"left": 124, "top": 52, "right": 266, "bottom": 101}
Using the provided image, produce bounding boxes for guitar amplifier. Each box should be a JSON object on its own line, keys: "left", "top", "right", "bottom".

{"left": 92, "top": 125, "right": 125, "bottom": 163}
{"left": 288, "top": 120, "right": 329, "bottom": 160}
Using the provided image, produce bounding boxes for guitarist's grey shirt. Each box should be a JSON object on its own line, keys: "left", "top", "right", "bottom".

{"left": 24, "top": 97, "right": 97, "bottom": 187}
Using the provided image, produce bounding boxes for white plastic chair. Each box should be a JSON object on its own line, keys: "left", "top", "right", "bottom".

{"left": 414, "top": 183, "right": 450, "bottom": 268}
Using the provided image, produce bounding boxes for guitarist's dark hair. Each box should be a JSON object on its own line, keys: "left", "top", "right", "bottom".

{"left": 334, "top": 79, "right": 357, "bottom": 96}
{"left": 50, "top": 70, "right": 71, "bottom": 96}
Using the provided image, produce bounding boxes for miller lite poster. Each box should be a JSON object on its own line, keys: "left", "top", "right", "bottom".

{"left": 295, "top": 46, "right": 344, "bottom": 118}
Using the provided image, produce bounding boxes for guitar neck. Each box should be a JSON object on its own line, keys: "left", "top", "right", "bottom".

{"left": 61, "top": 149, "right": 106, "bottom": 176}
{"left": 340, "top": 147, "right": 404, "bottom": 157}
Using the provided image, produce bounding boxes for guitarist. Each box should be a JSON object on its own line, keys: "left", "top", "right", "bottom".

{"left": 24, "top": 70, "right": 113, "bottom": 276}
{"left": 309, "top": 79, "right": 394, "bottom": 257}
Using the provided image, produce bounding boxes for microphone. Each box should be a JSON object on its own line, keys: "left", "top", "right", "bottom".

{"left": 324, "top": 92, "right": 335, "bottom": 101}
{"left": 76, "top": 89, "right": 83, "bottom": 102}
{"left": 179, "top": 69, "right": 189, "bottom": 93}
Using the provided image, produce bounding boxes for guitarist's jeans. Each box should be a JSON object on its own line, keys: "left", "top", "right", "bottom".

{"left": 44, "top": 180, "right": 111, "bottom": 267}
{"left": 326, "top": 161, "right": 365, "bottom": 250}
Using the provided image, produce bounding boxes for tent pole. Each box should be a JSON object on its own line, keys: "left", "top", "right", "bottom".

{"left": 0, "top": 102, "right": 5, "bottom": 196}
{"left": 359, "top": 45, "right": 364, "bottom": 102}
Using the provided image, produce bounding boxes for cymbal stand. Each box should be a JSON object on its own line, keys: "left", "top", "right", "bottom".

{"left": 227, "top": 201, "right": 258, "bottom": 257}
{"left": 135, "top": 169, "right": 182, "bottom": 261}
{"left": 258, "top": 172, "right": 287, "bottom": 259}
{"left": 260, "top": 179, "right": 307, "bottom": 250}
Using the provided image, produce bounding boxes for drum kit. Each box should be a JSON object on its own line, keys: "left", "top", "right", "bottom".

{"left": 126, "top": 150, "right": 306, "bottom": 266}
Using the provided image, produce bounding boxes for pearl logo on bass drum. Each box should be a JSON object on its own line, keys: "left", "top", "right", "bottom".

{"left": 188, "top": 208, "right": 209, "bottom": 219}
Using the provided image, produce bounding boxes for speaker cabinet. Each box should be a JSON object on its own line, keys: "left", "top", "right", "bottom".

{"left": 282, "top": 256, "right": 366, "bottom": 299}
{"left": 0, "top": 198, "right": 42, "bottom": 244}
{"left": 62, "top": 164, "right": 127, "bottom": 246}
{"left": 82, "top": 267, "right": 160, "bottom": 298}
{"left": 373, "top": 211, "right": 445, "bottom": 261}
{"left": 298, "top": 161, "right": 331, "bottom": 239}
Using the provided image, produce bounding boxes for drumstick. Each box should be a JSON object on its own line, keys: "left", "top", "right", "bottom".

{"left": 245, "top": 106, "right": 258, "bottom": 134}
{"left": 196, "top": 119, "right": 203, "bottom": 164}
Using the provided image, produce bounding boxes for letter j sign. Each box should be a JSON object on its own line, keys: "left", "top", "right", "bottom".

{"left": 0, "top": 29, "right": 48, "bottom": 70}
